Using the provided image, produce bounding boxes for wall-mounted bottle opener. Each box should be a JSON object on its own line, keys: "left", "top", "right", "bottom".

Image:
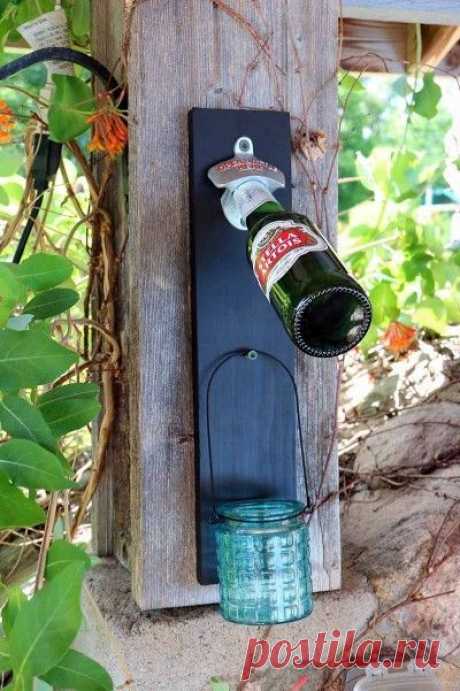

{"left": 189, "top": 107, "right": 298, "bottom": 586}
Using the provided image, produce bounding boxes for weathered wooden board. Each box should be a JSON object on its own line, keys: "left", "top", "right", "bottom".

{"left": 343, "top": 1, "right": 460, "bottom": 26}
{"left": 340, "top": 18, "right": 460, "bottom": 74}
{"left": 341, "top": 19, "right": 409, "bottom": 73}
{"left": 189, "top": 108, "right": 298, "bottom": 585}
{"left": 93, "top": 0, "right": 340, "bottom": 610}
{"left": 421, "top": 25, "right": 460, "bottom": 68}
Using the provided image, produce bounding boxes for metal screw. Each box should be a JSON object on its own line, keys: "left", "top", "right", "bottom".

{"left": 246, "top": 350, "right": 258, "bottom": 360}
{"left": 234, "top": 136, "right": 254, "bottom": 157}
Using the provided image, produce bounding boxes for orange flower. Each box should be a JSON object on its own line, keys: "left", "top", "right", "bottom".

{"left": 0, "top": 100, "right": 14, "bottom": 144}
{"left": 383, "top": 321, "right": 417, "bottom": 355}
{"left": 87, "top": 93, "right": 128, "bottom": 158}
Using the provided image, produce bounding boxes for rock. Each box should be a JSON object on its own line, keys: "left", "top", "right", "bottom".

{"left": 354, "top": 401, "right": 460, "bottom": 479}
{"left": 342, "top": 467, "right": 460, "bottom": 662}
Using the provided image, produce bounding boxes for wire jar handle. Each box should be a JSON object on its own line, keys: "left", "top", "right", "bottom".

{"left": 206, "top": 349, "right": 312, "bottom": 522}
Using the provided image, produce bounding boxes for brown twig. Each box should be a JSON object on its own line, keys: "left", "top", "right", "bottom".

{"left": 34, "top": 492, "right": 58, "bottom": 593}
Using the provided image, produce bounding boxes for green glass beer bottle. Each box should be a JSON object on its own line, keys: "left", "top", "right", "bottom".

{"left": 209, "top": 137, "right": 372, "bottom": 358}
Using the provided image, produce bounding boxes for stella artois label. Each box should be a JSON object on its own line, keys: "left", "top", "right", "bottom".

{"left": 251, "top": 220, "right": 328, "bottom": 299}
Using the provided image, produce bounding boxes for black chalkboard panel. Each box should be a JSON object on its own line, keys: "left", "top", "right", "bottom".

{"left": 189, "top": 108, "right": 297, "bottom": 585}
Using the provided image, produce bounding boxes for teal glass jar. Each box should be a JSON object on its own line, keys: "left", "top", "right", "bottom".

{"left": 215, "top": 499, "right": 313, "bottom": 625}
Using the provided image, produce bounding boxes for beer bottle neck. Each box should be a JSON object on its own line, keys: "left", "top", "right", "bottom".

{"left": 247, "top": 200, "right": 284, "bottom": 230}
{"left": 230, "top": 180, "right": 284, "bottom": 230}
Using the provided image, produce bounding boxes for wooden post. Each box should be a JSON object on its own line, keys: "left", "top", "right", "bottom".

{"left": 93, "top": 0, "right": 340, "bottom": 610}
{"left": 420, "top": 25, "right": 460, "bottom": 68}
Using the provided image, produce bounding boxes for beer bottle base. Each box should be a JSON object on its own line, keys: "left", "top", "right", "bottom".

{"left": 292, "top": 286, "right": 372, "bottom": 358}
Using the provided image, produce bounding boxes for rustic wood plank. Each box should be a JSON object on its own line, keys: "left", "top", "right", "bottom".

{"left": 341, "top": 19, "right": 460, "bottom": 74}
{"left": 287, "top": 3, "right": 341, "bottom": 593}
{"left": 97, "top": 0, "right": 340, "bottom": 610}
{"left": 341, "top": 19, "right": 408, "bottom": 73}
{"left": 421, "top": 25, "right": 460, "bottom": 68}
{"left": 343, "top": 0, "right": 460, "bottom": 26}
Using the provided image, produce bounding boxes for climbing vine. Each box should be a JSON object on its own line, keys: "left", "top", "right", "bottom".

{"left": 0, "top": 1, "right": 127, "bottom": 689}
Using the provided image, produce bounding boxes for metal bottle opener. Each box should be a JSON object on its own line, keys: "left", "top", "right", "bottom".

{"left": 208, "top": 136, "right": 286, "bottom": 230}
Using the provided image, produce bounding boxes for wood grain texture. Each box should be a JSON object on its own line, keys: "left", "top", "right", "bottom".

{"left": 343, "top": 0, "right": 460, "bottom": 26}
{"left": 287, "top": 2, "right": 341, "bottom": 594}
{"left": 91, "top": 0, "right": 131, "bottom": 564}
{"left": 421, "top": 25, "right": 460, "bottom": 68}
{"left": 341, "top": 19, "right": 408, "bottom": 72}
{"left": 96, "top": 0, "right": 340, "bottom": 610}
{"left": 341, "top": 19, "right": 460, "bottom": 74}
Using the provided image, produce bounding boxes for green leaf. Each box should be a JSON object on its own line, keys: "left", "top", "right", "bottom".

{"left": 414, "top": 297, "right": 448, "bottom": 334}
{"left": 432, "top": 259, "right": 460, "bottom": 287}
{"left": 12, "top": 673, "right": 33, "bottom": 691}
{"left": 413, "top": 72, "right": 442, "bottom": 119}
{"left": 421, "top": 267, "right": 435, "bottom": 296}
{"left": 0, "top": 145, "right": 23, "bottom": 176}
{"left": 0, "top": 395, "right": 72, "bottom": 475}
{"left": 0, "top": 304, "right": 12, "bottom": 329}
{"left": 21, "top": 63, "right": 47, "bottom": 90}
{"left": 0, "top": 186, "right": 8, "bottom": 206}
{"left": 0, "top": 263, "right": 27, "bottom": 304}
{"left": 0, "top": 329, "right": 78, "bottom": 390}
{"left": 38, "top": 397, "right": 101, "bottom": 436}
{"left": 45, "top": 540, "right": 91, "bottom": 581}
{"left": 2, "top": 587, "right": 27, "bottom": 637}
{"left": 348, "top": 250, "right": 367, "bottom": 277}
{"left": 8, "top": 563, "right": 87, "bottom": 681}
{"left": 15, "top": 0, "right": 54, "bottom": 24}
{"left": 0, "top": 439, "right": 75, "bottom": 490}
{"left": 349, "top": 224, "right": 378, "bottom": 241}
{"left": 340, "top": 72, "right": 365, "bottom": 94}
{"left": 41, "top": 649, "right": 113, "bottom": 691}
{"left": 0, "top": 638, "right": 11, "bottom": 673}
{"left": 391, "top": 151, "right": 419, "bottom": 201}
{"left": 358, "top": 323, "right": 379, "bottom": 355}
{"left": 370, "top": 282, "right": 399, "bottom": 326}
{"left": 356, "top": 148, "right": 392, "bottom": 198}
{"left": 0, "top": 8, "right": 14, "bottom": 49}
{"left": 0, "top": 263, "right": 27, "bottom": 327}
{"left": 48, "top": 75, "right": 95, "bottom": 143}
{"left": 402, "top": 252, "right": 433, "bottom": 281}
{"left": 71, "top": 0, "right": 90, "bottom": 38}
{"left": 1, "top": 183, "right": 23, "bottom": 204}
{"left": 23, "top": 288, "right": 79, "bottom": 320}
{"left": 37, "top": 382, "right": 100, "bottom": 405}
{"left": 15, "top": 253, "right": 73, "bottom": 291}
{"left": 37, "top": 383, "right": 101, "bottom": 436}
{"left": 445, "top": 295, "right": 460, "bottom": 323}
{"left": 0, "top": 472, "right": 44, "bottom": 529}
{"left": 0, "top": 395, "right": 57, "bottom": 452}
